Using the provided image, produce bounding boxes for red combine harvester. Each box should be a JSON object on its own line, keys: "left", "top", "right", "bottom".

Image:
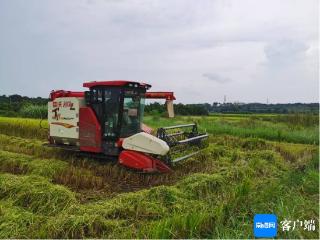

{"left": 47, "top": 80, "right": 208, "bottom": 173}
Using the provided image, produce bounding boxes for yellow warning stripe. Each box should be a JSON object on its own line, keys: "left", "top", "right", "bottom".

{"left": 51, "top": 122, "right": 76, "bottom": 128}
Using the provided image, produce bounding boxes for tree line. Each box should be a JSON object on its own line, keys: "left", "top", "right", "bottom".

{"left": 0, "top": 94, "right": 318, "bottom": 118}
{"left": 0, "top": 94, "right": 48, "bottom": 117}
{"left": 145, "top": 102, "right": 319, "bottom": 116}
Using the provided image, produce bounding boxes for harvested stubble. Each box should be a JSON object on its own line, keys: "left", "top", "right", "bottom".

{"left": 0, "top": 115, "right": 318, "bottom": 238}
{"left": 0, "top": 172, "right": 224, "bottom": 238}
{"left": 0, "top": 146, "right": 318, "bottom": 238}
{"left": 84, "top": 151, "right": 318, "bottom": 238}
{"left": 42, "top": 175, "right": 224, "bottom": 239}
{"left": 54, "top": 166, "right": 106, "bottom": 190}
{"left": 0, "top": 133, "right": 316, "bottom": 197}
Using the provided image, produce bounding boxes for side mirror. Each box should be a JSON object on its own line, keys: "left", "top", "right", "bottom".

{"left": 84, "top": 91, "right": 90, "bottom": 105}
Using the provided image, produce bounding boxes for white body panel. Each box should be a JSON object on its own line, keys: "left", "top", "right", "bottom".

{"left": 122, "top": 132, "right": 170, "bottom": 156}
{"left": 48, "top": 97, "right": 85, "bottom": 144}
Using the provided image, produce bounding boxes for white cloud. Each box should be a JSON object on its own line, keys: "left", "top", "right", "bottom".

{"left": 264, "top": 40, "right": 310, "bottom": 64}
{"left": 0, "top": 0, "right": 318, "bottom": 103}
{"left": 202, "top": 73, "right": 231, "bottom": 83}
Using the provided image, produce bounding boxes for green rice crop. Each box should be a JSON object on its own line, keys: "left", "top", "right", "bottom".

{"left": 0, "top": 201, "right": 43, "bottom": 238}
{"left": 144, "top": 114, "right": 319, "bottom": 144}
{"left": 0, "top": 150, "right": 108, "bottom": 191}
{"left": 0, "top": 116, "right": 48, "bottom": 140}
{"left": 0, "top": 133, "right": 72, "bottom": 159}
{"left": 0, "top": 173, "right": 76, "bottom": 215}
{"left": 0, "top": 114, "right": 318, "bottom": 144}
{"left": 0, "top": 150, "right": 68, "bottom": 178}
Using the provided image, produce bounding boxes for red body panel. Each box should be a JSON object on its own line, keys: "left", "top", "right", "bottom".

{"left": 79, "top": 107, "right": 102, "bottom": 153}
{"left": 119, "top": 150, "right": 171, "bottom": 173}
{"left": 145, "top": 92, "right": 176, "bottom": 100}
{"left": 50, "top": 90, "right": 84, "bottom": 101}
{"left": 116, "top": 138, "right": 124, "bottom": 147}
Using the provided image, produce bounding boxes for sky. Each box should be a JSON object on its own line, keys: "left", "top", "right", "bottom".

{"left": 0, "top": 0, "right": 318, "bottom": 104}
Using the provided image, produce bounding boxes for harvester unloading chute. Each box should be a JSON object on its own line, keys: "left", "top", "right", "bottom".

{"left": 145, "top": 92, "right": 176, "bottom": 118}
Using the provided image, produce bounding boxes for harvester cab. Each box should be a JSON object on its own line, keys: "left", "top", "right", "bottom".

{"left": 48, "top": 80, "right": 208, "bottom": 173}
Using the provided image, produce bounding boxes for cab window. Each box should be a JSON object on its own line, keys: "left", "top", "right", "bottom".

{"left": 121, "top": 90, "right": 145, "bottom": 137}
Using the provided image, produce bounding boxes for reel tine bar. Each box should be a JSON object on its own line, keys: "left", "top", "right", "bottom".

{"left": 156, "top": 123, "right": 208, "bottom": 164}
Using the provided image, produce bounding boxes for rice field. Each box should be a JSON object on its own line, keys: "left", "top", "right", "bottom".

{"left": 0, "top": 114, "right": 318, "bottom": 238}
